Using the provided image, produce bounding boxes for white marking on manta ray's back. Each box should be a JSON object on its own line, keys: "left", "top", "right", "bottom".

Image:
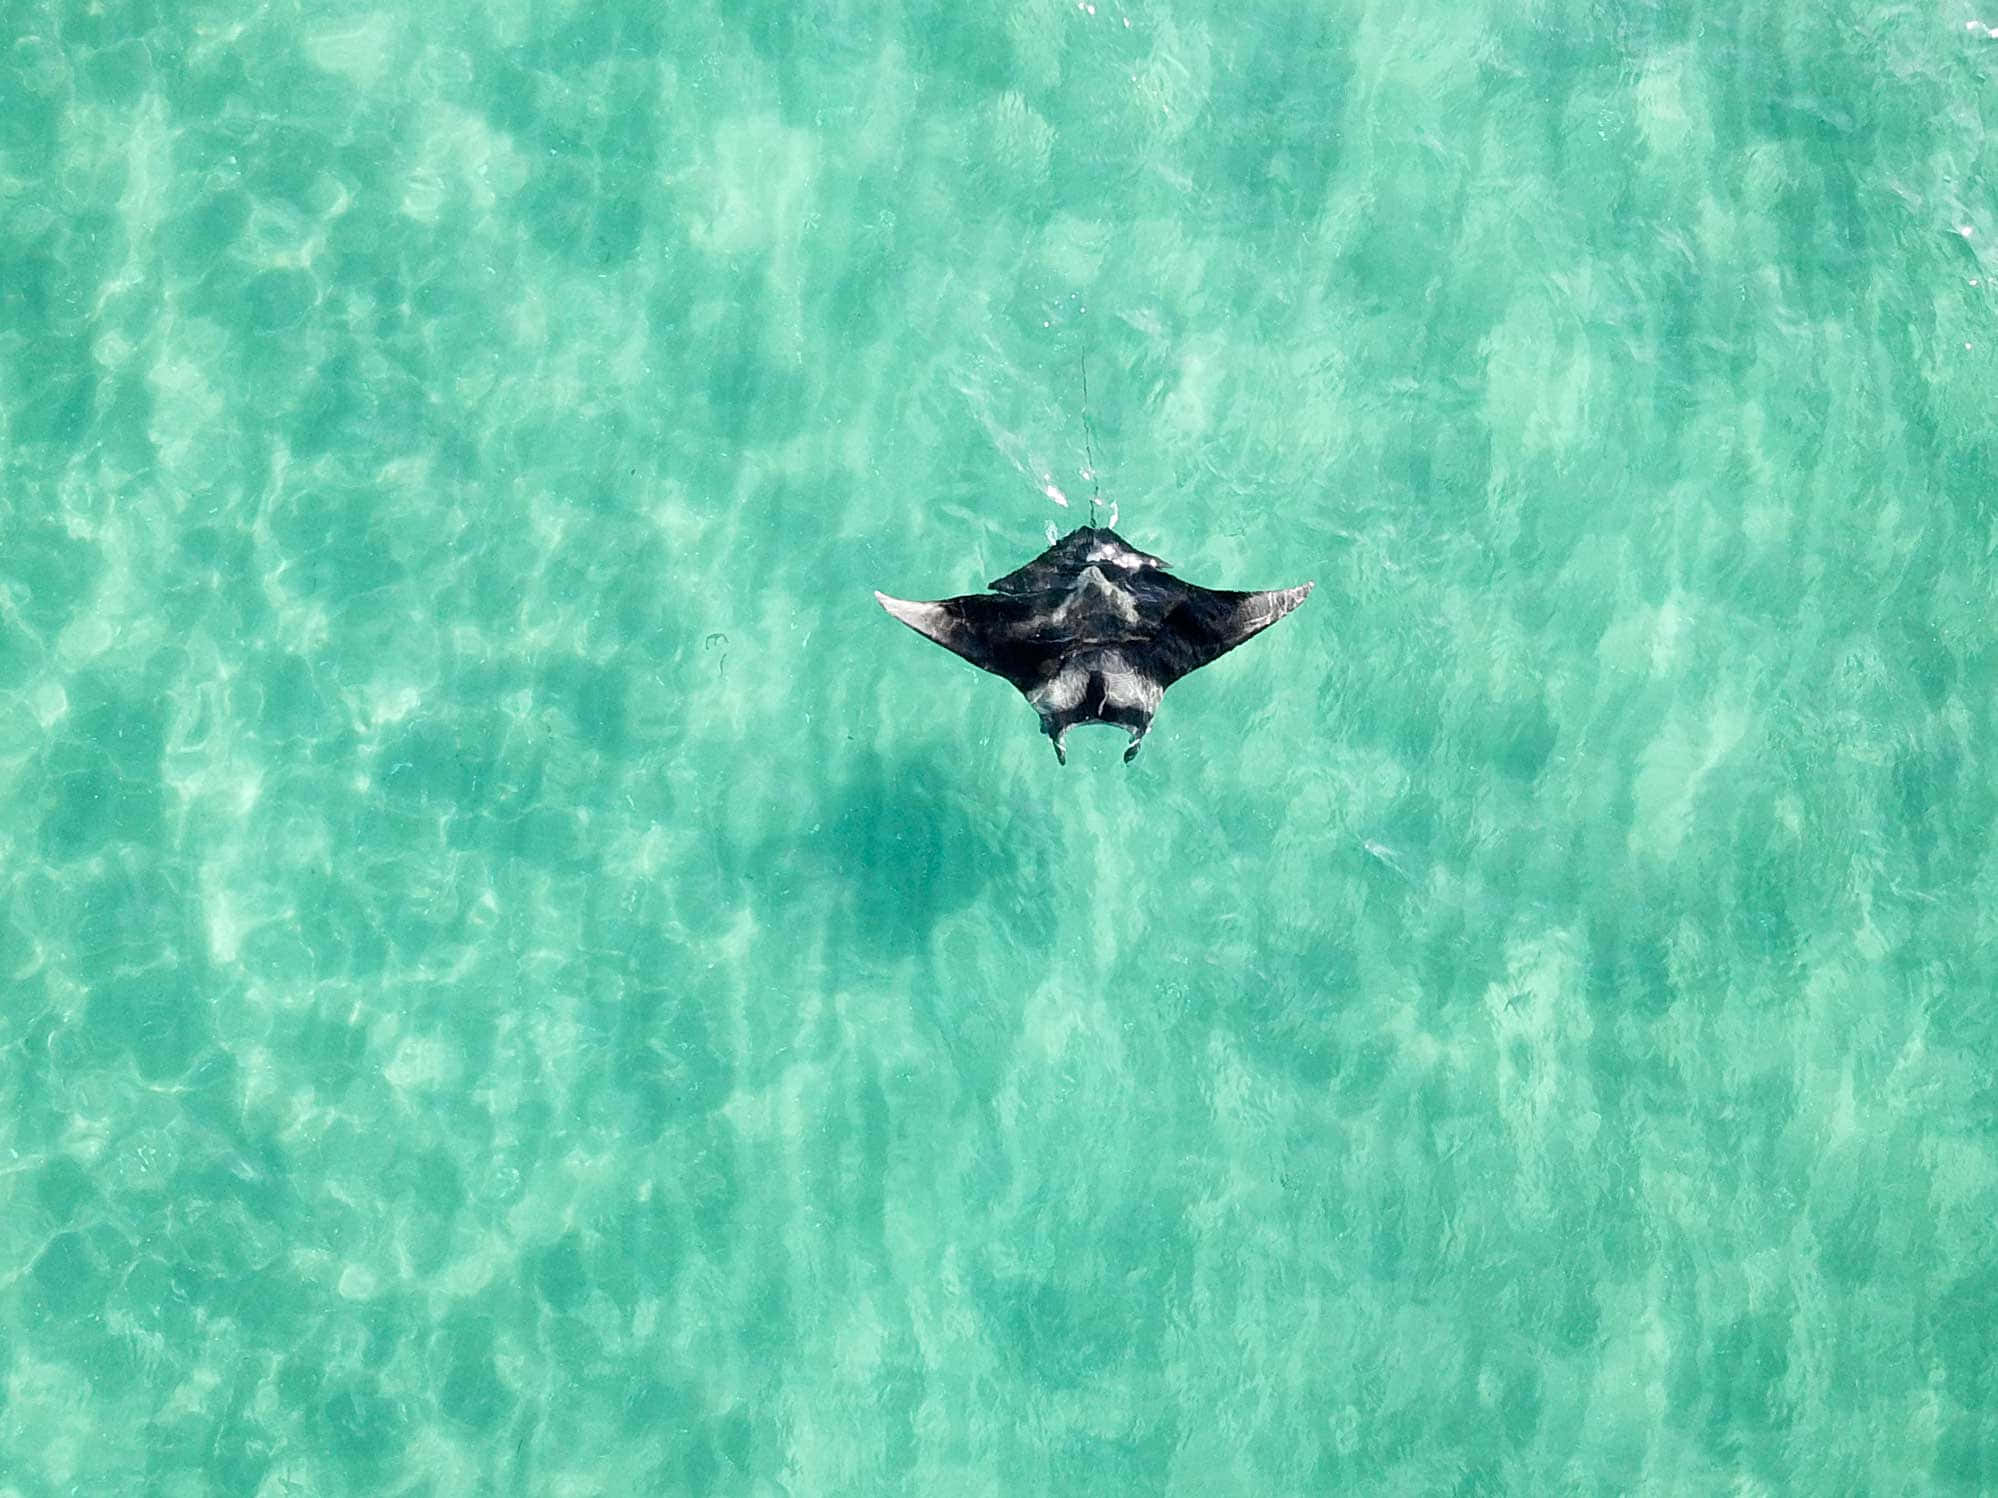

{"left": 1028, "top": 663, "right": 1090, "bottom": 714}
{"left": 1026, "top": 654, "right": 1159, "bottom": 718}
{"left": 1051, "top": 566, "right": 1141, "bottom": 627}
{"left": 1084, "top": 540, "right": 1128, "bottom": 566}
{"left": 1084, "top": 534, "right": 1160, "bottom": 571}
{"left": 1114, "top": 666, "right": 1163, "bottom": 712}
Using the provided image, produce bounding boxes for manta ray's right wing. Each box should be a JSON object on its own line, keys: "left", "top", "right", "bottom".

{"left": 1141, "top": 581, "right": 1315, "bottom": 686}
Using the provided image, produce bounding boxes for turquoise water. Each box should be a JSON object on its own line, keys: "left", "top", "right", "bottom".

{"left": 4, "top": 0, "right": 1996, "bottom": 1491}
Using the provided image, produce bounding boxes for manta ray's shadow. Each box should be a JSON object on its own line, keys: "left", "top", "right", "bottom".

{"left": 771, "top": 748, "right": 1052, "bottom": 965}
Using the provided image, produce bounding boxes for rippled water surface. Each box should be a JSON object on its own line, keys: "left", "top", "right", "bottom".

{"left": 3, "top": 0, "right": 1996, "bottom": 1492}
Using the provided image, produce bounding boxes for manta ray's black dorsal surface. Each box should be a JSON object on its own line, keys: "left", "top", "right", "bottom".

{"left": 875, "top": 525, "right": 1313, "bottom": 764}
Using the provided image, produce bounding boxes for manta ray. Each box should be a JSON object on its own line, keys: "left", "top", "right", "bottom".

{"left": 875, "top": 525, "right": 1312, "bottom": 763}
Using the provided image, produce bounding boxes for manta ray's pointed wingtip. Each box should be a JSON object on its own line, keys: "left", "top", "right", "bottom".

{"left": 1231, "top": 581, "right": 1312, "bottom": 643}
{"left": 876, "top": 590, "right": 959, "bottom": 650}
{"left": 875, "top": 590, "right": 929, "bottom": 624}
{"left": 1265, "top": 580, "right": 1313, "bottom": 618}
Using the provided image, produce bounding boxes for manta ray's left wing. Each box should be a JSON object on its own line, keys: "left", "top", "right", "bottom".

{"left": 873, "top": 591, "right": 1061, "bottom": 693}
